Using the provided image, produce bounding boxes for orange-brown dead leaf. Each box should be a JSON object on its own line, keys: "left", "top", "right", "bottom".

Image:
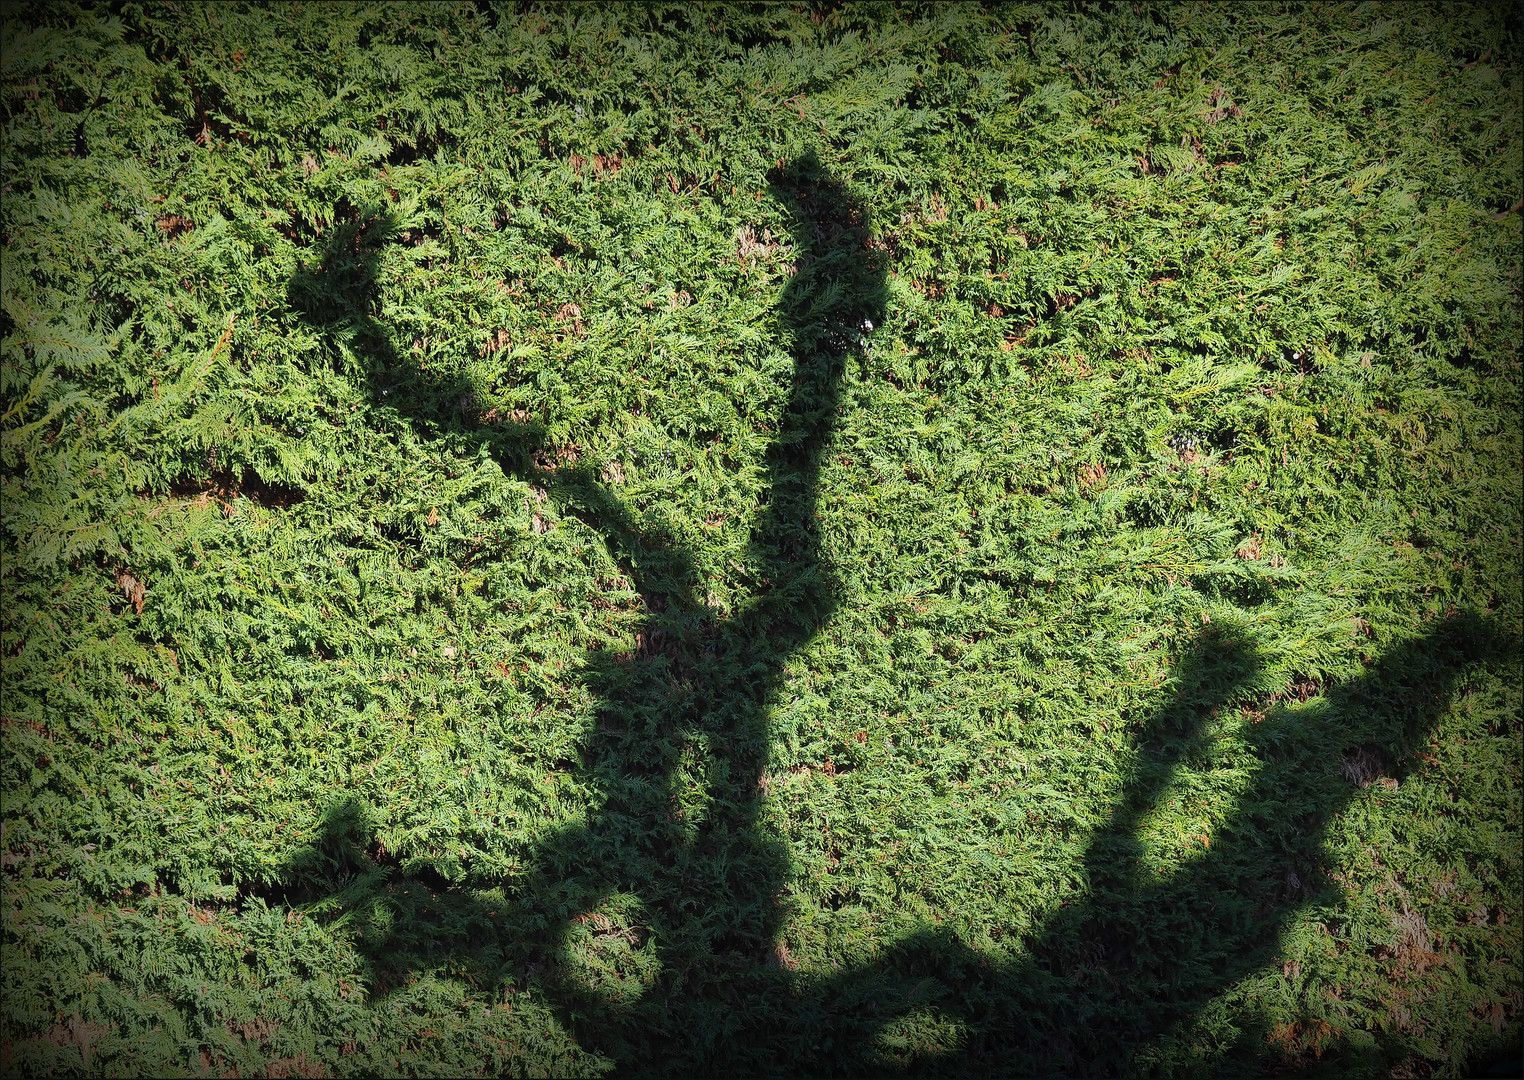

{"left": 118, "top": 572, "right": 146, "bottom": 614}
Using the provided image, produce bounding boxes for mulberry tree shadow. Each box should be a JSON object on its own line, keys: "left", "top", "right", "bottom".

{"left": 281, "top": 162, "right": 1511, "bottom": 1075}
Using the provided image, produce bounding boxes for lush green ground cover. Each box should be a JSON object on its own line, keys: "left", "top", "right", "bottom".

{"left": 2, "top": 2, "right": 1520, "bottom": 1076}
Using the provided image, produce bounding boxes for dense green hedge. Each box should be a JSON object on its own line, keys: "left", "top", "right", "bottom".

{"left": 3, "top": 3, "right": 1520, "bottom": 1076}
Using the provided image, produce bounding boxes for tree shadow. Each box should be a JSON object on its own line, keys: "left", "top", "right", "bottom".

{"left": 274, "top": 158, "right": 1511, "bottom": 1075}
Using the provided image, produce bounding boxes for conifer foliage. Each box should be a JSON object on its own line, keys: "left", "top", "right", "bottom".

{"left": 2, "top": 3, "right": 1520, "bottom": 1076}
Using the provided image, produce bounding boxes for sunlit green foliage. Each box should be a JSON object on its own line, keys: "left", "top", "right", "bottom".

{"left": 3, "top": 2, "right": 1520, "bottom": 1076}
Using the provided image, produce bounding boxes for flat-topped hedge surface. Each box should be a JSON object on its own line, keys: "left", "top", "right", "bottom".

{"left": 2, "top": 3, "right": 1520, "bottom": 1076}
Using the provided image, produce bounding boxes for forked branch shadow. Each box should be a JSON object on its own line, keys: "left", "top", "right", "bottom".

{"left": 759, "top": 612, "right": 1507, "bottom": 1077}
{"left": 279, "top": 152, "right": 890, "bottom": 1055}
